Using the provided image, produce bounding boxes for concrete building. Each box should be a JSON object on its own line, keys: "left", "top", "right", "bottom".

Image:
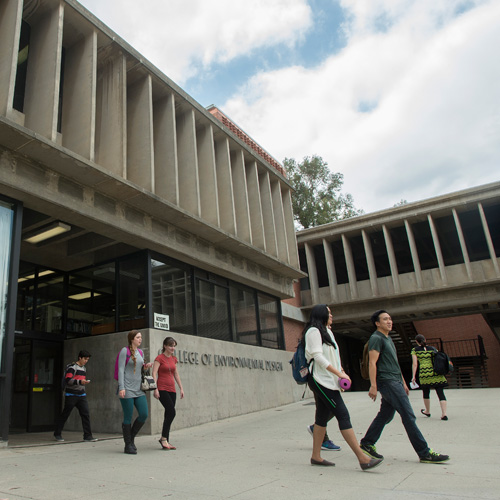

{"left": 285, "top": 182, "right": 500, "bottom": 390}
{"left": 0, "top": 0, "right": 305, "bottom": 444}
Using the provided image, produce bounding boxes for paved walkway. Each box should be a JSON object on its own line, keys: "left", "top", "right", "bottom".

{"left": 1, "top": 388, "right": 499, "bottom": 499}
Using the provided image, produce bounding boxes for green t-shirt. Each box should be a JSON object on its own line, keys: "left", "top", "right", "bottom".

{"left": 368, "top": 330, "right": 401, "bottom": 382}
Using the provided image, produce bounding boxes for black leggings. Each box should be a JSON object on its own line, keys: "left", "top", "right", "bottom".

{"left": 307, "top": 376, "right": 352, "bottom": 430}
{"left": 158, "top": 391, "right": 177, "bottom": 441}
{"left": 422, "top": 386, "right": 446, "bottom": 401}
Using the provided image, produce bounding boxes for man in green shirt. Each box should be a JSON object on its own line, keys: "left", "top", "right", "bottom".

{"left": 360, "top": 310, "right": 449, "bottom": 464}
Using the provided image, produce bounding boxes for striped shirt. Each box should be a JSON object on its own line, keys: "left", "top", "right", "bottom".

{"left": 64, "top": 362, "right": 87, "bottom": 396}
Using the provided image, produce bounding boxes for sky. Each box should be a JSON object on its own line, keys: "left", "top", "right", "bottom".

{"left": 78, "top": 0, "right": 500, "bottom": 215}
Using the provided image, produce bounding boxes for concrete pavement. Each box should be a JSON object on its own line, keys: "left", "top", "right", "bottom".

{"left": 1, "top": 388, "right": 499, "bottom": 499}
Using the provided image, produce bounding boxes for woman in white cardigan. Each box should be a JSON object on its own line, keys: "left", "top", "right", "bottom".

{"left": 303, "top": 304, "right": 383, "bottom": 470}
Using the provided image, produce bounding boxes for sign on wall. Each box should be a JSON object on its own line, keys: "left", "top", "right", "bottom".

{"left": 154, "top": 313, "right": 170, "bottom": 330}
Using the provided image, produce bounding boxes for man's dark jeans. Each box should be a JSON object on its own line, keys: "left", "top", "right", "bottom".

{"left": 361, "top": 379, "right": 429, "bottom": 458}
{"left": 54, "top": 395, "right": 93, "bottom": 439}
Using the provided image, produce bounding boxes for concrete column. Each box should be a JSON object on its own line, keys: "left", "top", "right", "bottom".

{"left": 452, "top": 208, "right": 473, "bottom": 281}
{"left": 61, "top": 30, "right": 96, "bottom": 161}
{"left": 304, "top": 242, "right": 320, "bottom": 304}
{"left": 231, "top": 151, "right": 252, "bottom": 243}
{"left": 95, "top": 51, "right": 127, "bottom": 177}
{"left": 0, "top": 0, "right": 23, "bottom": 116}
{"left": 282, "top": 188, "right": 299, "bottom": 268}
{"left": 197, "top": 124, "right": 219, "bottom": 226}
{"left": 323, "top": 238, "right": 339, "bottom": 303}
{"left": 177, "top": 109, "right": 201, "bottom": 217}
{"left": 259, "top": 171, "right": 278, "bottom": 257}
{"left": 153, "top": 93, "right": 178, "bottom": 205}
{"left": 127, "top": 75, "right": 154, "bottom": 192}
{"left": 478, "top": 202, "right": 500, "bottom": 276}
{"left": 245, "top": 161, "right": 266, "bottom": 251}
{"left": 23, "top": 3, "right": 64, "bottom": 141}
{"left": 215, "top": 137, "right": 236, "bottom": 234}
{"left": 361, "top": 230, "right": 379, "bottom": 296}
{"left": 427, "top": 214, "right": 447, "bottom": 285}
{"left": 382, "top": 225, "right": 401, "bottom": 293}
{"left": 271, "top": 181, "right": 289, "bottom": 262}
{"left": 341, "top": 234, "right": 358, "bottom": 300}
{"left": 404, "top": 220, "right": 423, "bottom": 289}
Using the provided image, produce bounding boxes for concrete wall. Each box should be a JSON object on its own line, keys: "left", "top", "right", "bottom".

{"left": 63, "top": 329, "right": 307, "bottom": 435}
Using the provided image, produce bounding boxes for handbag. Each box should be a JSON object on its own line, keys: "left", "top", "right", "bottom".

{"left": 141, "top": 367, "right": 157, "bottom": 391}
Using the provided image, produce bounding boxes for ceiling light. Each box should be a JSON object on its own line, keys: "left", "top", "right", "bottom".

{"left": 69, "top": 291, "right": 101, "bottom": 300}
{"left": 24, "top": 222, "right": 71, "bottom": 244}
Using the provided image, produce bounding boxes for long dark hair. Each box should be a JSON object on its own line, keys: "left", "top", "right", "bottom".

{"left": 415, "top": 334, "right": 427, "bottom": 346}
{"left": 300, "top": 304, "right": 335, "bottom": 347}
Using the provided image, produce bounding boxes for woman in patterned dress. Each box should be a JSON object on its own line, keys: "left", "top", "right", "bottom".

{"left": 411, "top": 334, "right": 448, "bottom": 420}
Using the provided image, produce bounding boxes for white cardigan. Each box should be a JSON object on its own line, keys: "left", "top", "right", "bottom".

{"left": 305, "top": 327, "right": 342, "bottom": 391}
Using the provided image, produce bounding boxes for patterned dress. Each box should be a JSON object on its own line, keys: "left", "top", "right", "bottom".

{"left": 411, "top": 346, "right": 448, "bottom": 388}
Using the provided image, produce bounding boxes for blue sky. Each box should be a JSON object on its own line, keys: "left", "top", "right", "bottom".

{"left": 78, "top": 0, "right": 500, "bottom": 214}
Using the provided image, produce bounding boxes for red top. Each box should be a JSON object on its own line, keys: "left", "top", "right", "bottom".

{"left": 155, "top": 354, "right": 178, "bottom": 392}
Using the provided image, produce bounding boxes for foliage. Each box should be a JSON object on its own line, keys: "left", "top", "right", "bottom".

{"left": 283, "top": 155, "right": 363, "bottom": 229}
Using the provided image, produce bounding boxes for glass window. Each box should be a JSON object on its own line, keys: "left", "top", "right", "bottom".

{"left": 151, "top": 258, "right": 193, "bottom": 334}
{"left": 257, "top": 294, "right": 282, "bottom": 349}
{"left": 195, "top": 278, "right": 231, "bottom": 341}
{"left": 16, "top": 261, "right": 36, "bottom": 333}
{"left": 34, "top": 269, "right": 64, "bottom": 334}
{"left": 118, "top": 257, "right": 146, "bottom": 332}
{"left": 230, "top": 285, "right": 258, "bottom": 345}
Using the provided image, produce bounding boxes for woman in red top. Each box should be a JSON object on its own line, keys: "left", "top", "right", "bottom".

{"left": 153, "top": 336, "right": 184, "bottom": 450}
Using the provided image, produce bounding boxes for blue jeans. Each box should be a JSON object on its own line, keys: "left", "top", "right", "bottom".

{"left": 361, "top": 379, "right": 429, "bottom": 458}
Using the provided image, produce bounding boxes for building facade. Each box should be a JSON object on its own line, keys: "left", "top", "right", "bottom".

{"left": 0, "top": 0, "right": 304, "bottom": 444}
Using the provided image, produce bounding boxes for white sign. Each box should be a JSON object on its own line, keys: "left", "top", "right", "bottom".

{"left": 154, "top": 313, "right": 170, "bottom": 331}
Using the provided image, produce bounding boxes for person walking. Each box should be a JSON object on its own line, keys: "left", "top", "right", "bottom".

{"left": 54, "top": 350, "right": 97, "bottom": 442}
{"left": 304, "top": 304, "right": 383, "bottom": 470}
{"left": 152, "top": 336, "right": 184, "bottom": 450}
{"left": 411, "top": 334, "right": 448, "bottom": 420}
{"left": 360, "top": 310, "right": 449, "bottom": 464}
{"left": 117, "top": 330, "right": 152, "bottom": 454}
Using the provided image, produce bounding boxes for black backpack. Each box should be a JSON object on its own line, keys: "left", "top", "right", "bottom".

{"left": 432, "top": 350, "right": 453, "bottom": 375}
{"left": 290, "top": 341, "right": 311, "bottom": 385}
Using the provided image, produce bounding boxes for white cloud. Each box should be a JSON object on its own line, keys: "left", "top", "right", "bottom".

{"left": 223, "top": 0, "right": 500, "bottom": 213}
{"left": 78, "top": 0, "right": 312, "bottom": 84}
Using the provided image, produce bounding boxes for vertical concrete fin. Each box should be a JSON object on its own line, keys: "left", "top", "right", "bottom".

{"left": 341, "top": 234, "right": 359, "bottom": 299}
{"left": 282, "top": 188, "right": 299, "bottom": 268}
{"left": 323, "top": 238, "right": 339, "bottom": 303}
{"left": 478, "top": 202, "right": 500, "bottom": 276}
{"left": 362, "top": 229, "right": 379, "bottom": 296}
{"left": 452, "top": 209, "right": 473, "bottom": 281}
{"left": 197, "top": 124, "right": 219, "bottom": 226}
{"left": 231, "top": 150, "right": 252, "bottom": 243}
{"left": 127, "top": 75, "right": 154, "bottom": 192}
{"left": 153, "top": 93, "right": 178, "bottom": 205}
{"left": 271, "top": 180, "right": 289, "bottom": 262}
{"left": 215, "top": 137, "right": 236, "bottom": 234}
{"left": 382, "top": 224, "right": 401, "bottom": 293}
{"left": 427, "top": 214, "right": 448, "bottom": 285}
{"left": 404, "top": 219, "right": 423, "bottom": 289}
{"left": 246, "top": 161, "right": 266, "bottom": 251}
{"left": 305, "top": 242, "right": 320, "bottom": 304}
{"left": 259, "top": 171, "right": 278, "bottom": 258}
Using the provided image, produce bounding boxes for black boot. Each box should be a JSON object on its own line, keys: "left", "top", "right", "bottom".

{"left": 130, "top": 418, "right": 145, "bottom": 452}
{"left": 122, "top": 424, "right": 136, "bottom": 454}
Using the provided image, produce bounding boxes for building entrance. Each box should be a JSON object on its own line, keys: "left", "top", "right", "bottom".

{"left": 11, "top": 338, "right": 62, "bottom": 432}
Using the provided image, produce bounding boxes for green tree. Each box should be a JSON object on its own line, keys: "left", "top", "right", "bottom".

{"left": 283, "top": 155, "right": 363, "bottom": 229}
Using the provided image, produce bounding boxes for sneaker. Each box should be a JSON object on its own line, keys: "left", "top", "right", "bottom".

{"left": 360, "top": 443, "right": 384, "bottom": 459}
{"left": 83, "top": 437, "right": 98, "bottom": 442}
{"left": 54, "top": 435, "right": 64, "bottom": 442}
{"left": 322, "top": 440, "right": 341, "bottom": 451}
{"left": 420, "top": 449, "right": 449, "bottom": 464}
{"left": 307, "top": 424, "right": 314, "bottom": 436}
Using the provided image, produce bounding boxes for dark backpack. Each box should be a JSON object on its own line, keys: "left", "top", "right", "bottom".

{"left": 290, "top": 341, "right": 311, "bottom": 385}
{"left": 360, "top": 341, "right": 370, "bottom": 380}
{"left": 432, "top": 350, "right": 453, "bottom": 375}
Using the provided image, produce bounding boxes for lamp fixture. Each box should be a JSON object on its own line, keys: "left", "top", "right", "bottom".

{"left": 24, "top": 221, "right": 71, "bottom": 244}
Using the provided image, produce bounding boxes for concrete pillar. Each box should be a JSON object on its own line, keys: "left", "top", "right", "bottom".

{"left": 197, "top": 124, "right": 219, "bottom": 226}
{"left": 271, "top": 181, "right": 289, "bottom": 262}
{"left": 231, "top": 150, "right": 252, "bottom": 243}
{"left": 23, "top": 3, "right": 64, "bottom": 142}
{"left": 341, "top": 234, "right": 358, "bottom": 300}
{"left": 404, "top": 220, "right": 423, "bottom": 289}
{"left": 95, "top": 51, "right": 127, "bottom": 177}
{"left": 259, "top": 171, "right": 278, "bottom": 257}
{"left": 427, "top": 214, "right": 447, "bottom": 285}
{"left": 382, "top": 225, "right": 400, "bottom": 293}
{"left": 323, "top": 238, "right": 339, "bottom": 303}
{"left": 304, "top": 242, "right": 320, "bottom": 304}
{"left": 452, "top": 208, "right": 473, "bottom": 281}
{"left": 215, "top": 137, "right": 236, "bottom": 234}
{"left": 245, "top": 161, "right": 266, "bottom": 251}
{"left": 282, "top": 188, "right": 299, "bottom": 268}
{"left": 127, "top": 75, "right": 154, "bottom": 192}
{"left": 177, "top": 109, "right": 201, "bottom": 217}
{"left": 362, "top": 230, "right": 379, "bottom": 296}
{"left": 153, "top": 93, "right": 178, "bottom": 205}
{"left": 61, "top": 30, "right": 96, "bottom": 161}
{"left": 0, "top": 0, "right": 23, "bottom": 116}
{"left": 478, "top": 202, "right": 500, "bottom": 276}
